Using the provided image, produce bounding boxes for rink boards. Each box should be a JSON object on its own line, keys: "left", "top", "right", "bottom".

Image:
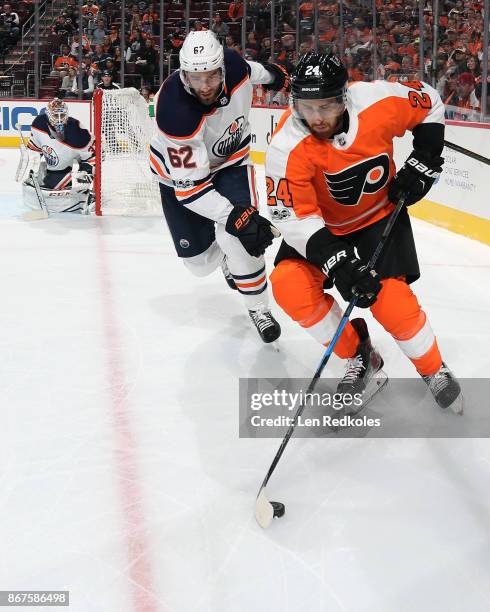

{"left": 1, "top": 98, "right": 489, "bottom": 244}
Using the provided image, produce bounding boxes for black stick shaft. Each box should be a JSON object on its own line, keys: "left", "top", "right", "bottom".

{"left": 260, "top": 196, "right": 407, "bottom": 491}
{"left": 444, "top": 140, "right": 490, "bottom": 165}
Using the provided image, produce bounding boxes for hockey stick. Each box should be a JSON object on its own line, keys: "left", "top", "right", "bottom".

{"left": 15, "top": 123, "right": 30, "bottom": 183}
{"left": 444, "top": 140, "right": 490, "bottom": 166}
{"left": 14, "top": 123, "right": 49, "bottom": 221}
{"left": 255, "top": 194, "right": 407, "bottom": 529}
{"left": 22, "top": 171, "right": 49, "bottom": 221}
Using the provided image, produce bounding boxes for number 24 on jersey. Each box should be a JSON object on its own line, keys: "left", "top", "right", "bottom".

{"left": 266, "top": 177, "right": 294, "bottom": 207}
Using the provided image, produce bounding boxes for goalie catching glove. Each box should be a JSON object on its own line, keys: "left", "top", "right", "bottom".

{"left": 225, "top": 206, "right": 276, "bottom": 257}
{"left": 389, "top": 150, "right": 443, "bottom": 206}
{"left": 263, "top": 63, "right": 290, "bottom": 92}
{"left": 306, "top": 228, "right": 382, "bottom": 308}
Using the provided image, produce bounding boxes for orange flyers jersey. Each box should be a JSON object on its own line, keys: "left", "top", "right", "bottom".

{"left": 265, "top": 79, "right": 445, "bottom": 257}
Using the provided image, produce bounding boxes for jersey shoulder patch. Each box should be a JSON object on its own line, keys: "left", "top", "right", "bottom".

{"left": 223, "top": 48, "right": 249, "bottom": 92}
{"left": 156, "top": 72, "right": 208, "bottom": 139}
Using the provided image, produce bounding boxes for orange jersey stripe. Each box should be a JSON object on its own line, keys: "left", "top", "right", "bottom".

{"left": 235, "top": 274, "right": 266, "bottom": 289}
{"left": 174, "top": 180, "right": 211, "bottom": 198}
{"left": 149, "top": 154, "right": 169, "bottom": 179}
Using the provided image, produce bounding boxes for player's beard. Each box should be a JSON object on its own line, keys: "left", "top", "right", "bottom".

{"left": 310, "top": 112, "right": 344, "bottom": 140}
{"left": 195, "top": 84, "right": 221, "bottom": 106}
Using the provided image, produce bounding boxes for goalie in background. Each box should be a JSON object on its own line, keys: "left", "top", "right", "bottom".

{"left": 20, "top": 98, "right": 95, "bottom": 213}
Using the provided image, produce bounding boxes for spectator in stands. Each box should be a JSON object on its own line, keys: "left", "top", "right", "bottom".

{"left": 104, "top": 58, "right": 117, "bottom": 79}
{"left": 466, "top": 54, "right": 481, "bottom": 81}
{"left": 52, "top": 45, "right": 78, "bottom": 78}
{"left": 140, "top": 85, "right": 152, "bottom": 103}
{"left": 91, "top": 43, "right": 111, "bottom": 71}
{"left": 1, "top": 4, "right": 20, "bottom": 43}
{"left": 52, "top": 15, "right": 75, "bottom": 43}
{"left": 437, "top": 66, "right": 458, "bottom": 105}
{"left": 228, "top": 1, "right": 243, "bottom": 22}
{"left": 108, "top": 24, "right": 121, "bottom": 46}
{"left": 299, "top": 1, "right": 313, "bottom": 25}
{"left": 245, "top": 32, "right": 261, "bottom": 60}
{"left": 141, "top": 13, "right": 159, "bottom": 37}
{"left": 211, "top": 13, "right": 229, "bottom": 42}
{"left": 96, "top": 69, "right": 120, "bottom": 90}
{"left": 276, "top": 34, "right": 297, "bottom": 70}
{"left": 257, "top": 37, "right": 272, "bottom": 63}
{"left": 59, "top": 66, "right": 78, "bottom": 97}
{"left": 81, "top": 0, "right": 99, "bottom": 27}
{"left": 224, "top": 34, "right": 235, "bottom": 49}
{"left": 127, "top": 30, "right": 143, "bottom": 61}
{"left": 453, "top": 71, "right": 479, "bottom": 111}
{"left": 169, "top": 28, "right": 185, "bottom": 54}
{"left": 70, "top": 34, "right": 91, "bottom": 59}
{"left": 130, "top": 6, "right": 142, "bottom": 34}
{"left": 91, "top": 19, "right": 107, "bottom": 46}
{"left": 68, "top": 64, "right": 94, "bottom": 99}
{"left": 134, "top": 36, "right": 158, "bottom": 86}
{"left": 102, "top": 35, "right": 114, "bottom": 55}
{"left": 113, "top": 47, "right": 123, "bottom": 79}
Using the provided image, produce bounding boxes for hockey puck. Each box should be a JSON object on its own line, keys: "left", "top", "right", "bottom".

{"left": 271, "top": 501, "right": 285, "bottom": 518}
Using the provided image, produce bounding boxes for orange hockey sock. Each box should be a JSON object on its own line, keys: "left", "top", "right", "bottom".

{"left": 270, "top": 259, "right": 359, "bottom": 358}
{"left": 370, "top": 278, "right": 442, "bottom": 376}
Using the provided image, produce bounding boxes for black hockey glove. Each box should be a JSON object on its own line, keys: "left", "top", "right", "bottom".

{"left": 225, "top": 206, "right": 276, "bottom": 257}
{"left": 388, "top": 150, "right": 444, "bottom": 206}
{"left": 306, "top": 228, "right": 382, "bottom": 308}
{"left": 263, "top": 63, "right": 290, "bottom": 92}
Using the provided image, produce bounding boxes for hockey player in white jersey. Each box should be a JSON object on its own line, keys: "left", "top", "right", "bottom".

{"left": 150, "top": 31, "right": 288, "bottom": 342}
{"left": 21, "top": 98, "right": 95, "bottom": 213}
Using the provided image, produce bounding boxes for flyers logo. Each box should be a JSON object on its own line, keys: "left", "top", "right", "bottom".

{"left": 324, "top": 154, "right": 390, "bottom": 206}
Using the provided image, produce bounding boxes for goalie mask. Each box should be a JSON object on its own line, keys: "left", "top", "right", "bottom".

{"left": 179, "top": 31, "right": 225, "bottom": 103}
{"left": 290, "top": 52, "right": 348, "bottom": 138}
{"left": 46, "top": 98, "right": 69, "bottom": 139}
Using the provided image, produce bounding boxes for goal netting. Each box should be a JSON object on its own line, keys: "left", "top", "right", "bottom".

{"left": 93, "top": 87, "right": 162, "bottom": 216}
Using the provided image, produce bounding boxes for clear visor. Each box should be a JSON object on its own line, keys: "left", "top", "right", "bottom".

{"left": 292, "top": 94, "right": 346, "bottom": 122}
{"left": 185, "top": 69, "right": 223, "bottom": 88}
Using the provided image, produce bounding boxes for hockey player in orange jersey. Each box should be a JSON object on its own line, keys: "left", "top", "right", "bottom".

{"left": 265, "top": 52, "right": 463, "bottom": 413}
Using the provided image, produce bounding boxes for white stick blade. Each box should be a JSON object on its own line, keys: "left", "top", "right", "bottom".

{"left": 255, "top": 488, "right": 274, "bottom": 529}
{"left": 22, "top": 210, "right": 49, "bottom": 221}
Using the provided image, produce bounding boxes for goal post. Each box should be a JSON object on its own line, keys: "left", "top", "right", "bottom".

{"left": 93, "top": 87, "right": 161, "bottom": 216}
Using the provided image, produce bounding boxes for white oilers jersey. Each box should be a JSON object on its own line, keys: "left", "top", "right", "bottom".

{"left": 27, "top": 114, "right": 94, "bottom": 172}
{"left": 150, "top": 48, "right": 274, "bottom": 222}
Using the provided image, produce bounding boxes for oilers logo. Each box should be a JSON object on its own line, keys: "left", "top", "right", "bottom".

{"left": 42, "top": 145, "right": 59, "bottom": 167}
{"left": 212, "top": 116, "right": 245, "bottom": 158}
{"left": 324, "top": 154, "right": 390, "bottom": 206}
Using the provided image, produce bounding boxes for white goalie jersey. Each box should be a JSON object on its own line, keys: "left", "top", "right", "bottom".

{"left": 27, "top": 113, "right": 94, "bottom": 172}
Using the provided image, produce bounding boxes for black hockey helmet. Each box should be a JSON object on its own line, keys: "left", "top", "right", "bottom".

{"left": 291, "top": 52, "right": 348, "bottom": 100}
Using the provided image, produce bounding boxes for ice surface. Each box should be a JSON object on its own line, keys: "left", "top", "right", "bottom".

{"left": 1, "top": 148, "right": 490, "bottom": 612}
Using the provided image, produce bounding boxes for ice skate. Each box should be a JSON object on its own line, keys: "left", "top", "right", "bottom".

{"left": 422, "top": 361, "right": 463, "bottom": 415}
{"left": 249, "top": 303, "right": 281, "bottom": 343}
{"left": 220, "top": 256, "right": 237, "bottom": 290}
{"left": 336, "top": 318, "right": 388, "bottom": 415}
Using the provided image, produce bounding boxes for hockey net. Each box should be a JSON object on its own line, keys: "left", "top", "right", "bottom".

{"left": 93, "top": 87, "right": 161, "bottom": 216}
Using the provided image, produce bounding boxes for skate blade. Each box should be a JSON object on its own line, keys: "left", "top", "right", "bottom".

{"left": 327, "top": 371, "right": 388, "bottom": 433}
{"left": 447, "top": 392, "right": 464, "bottom": 416}
{"left": 346, "top": 370, "right": 389, "bottom": 416}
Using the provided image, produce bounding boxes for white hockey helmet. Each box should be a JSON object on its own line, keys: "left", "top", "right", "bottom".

{"left": 179, "top": 31, "right": 225, "bottom": 95}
